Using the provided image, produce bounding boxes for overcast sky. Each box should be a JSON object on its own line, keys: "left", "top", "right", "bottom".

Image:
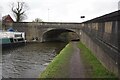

{"left": 0, "top": 0, "right": 119, "bottom": 22}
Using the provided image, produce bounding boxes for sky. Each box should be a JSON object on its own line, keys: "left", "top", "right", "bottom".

{"left": 0, "top": 0, "right": 119, "bottom": 22}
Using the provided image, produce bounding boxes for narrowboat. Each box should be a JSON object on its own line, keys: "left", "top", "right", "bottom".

{"left": 0, "top": 31, "right": 25, "bottom": 49}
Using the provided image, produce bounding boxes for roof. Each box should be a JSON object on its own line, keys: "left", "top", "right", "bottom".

{"left": 2, "top": 14, "right": 14, "bottom": 23}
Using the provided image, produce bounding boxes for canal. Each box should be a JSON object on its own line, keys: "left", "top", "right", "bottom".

{"left": 2, "top": 42, "right": 67, "bottom": 78}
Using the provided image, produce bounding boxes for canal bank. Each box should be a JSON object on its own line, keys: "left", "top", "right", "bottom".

{"left": 40, "top": 43, "right": 73, "bottom": 78}
{"left": 40, "top": 42, "right": 117, "bottom": 78}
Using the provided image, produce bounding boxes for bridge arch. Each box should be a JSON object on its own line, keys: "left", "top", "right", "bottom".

{"left": 42, "top": 28, "right": 80, "bottom": 42}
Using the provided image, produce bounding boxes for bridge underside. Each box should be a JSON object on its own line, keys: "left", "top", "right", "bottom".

{"left": 42, "top": 29, "right": 79, "bottom": 42}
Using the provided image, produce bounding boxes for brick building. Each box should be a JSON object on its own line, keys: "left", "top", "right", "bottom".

{"left": 2, "top": 14, "right": 14, "bottom": 30}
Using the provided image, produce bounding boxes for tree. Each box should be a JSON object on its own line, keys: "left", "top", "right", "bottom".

{"left": 32, "top": 18, "right": 43, "bottom": 22}
{"left": 11, "top": 2, "right": 28, "bottom": 22}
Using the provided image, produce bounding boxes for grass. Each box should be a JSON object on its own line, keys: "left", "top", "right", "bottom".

{"left": 77, "top": 41, "right": 117, "bottom": 78}
{"left": 40, "top": 43, "right": 73, "bottom": 78}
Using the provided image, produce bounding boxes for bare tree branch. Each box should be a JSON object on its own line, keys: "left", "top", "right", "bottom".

{"left": 20, "top": 11, "right": 25, "bottom": 15}
{"left": 11, "top": 1, "right": 29, "bottom": 22}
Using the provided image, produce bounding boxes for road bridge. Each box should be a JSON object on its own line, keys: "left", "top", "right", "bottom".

{"left": 12, "top": 22, "right": 81, "bottom": 42}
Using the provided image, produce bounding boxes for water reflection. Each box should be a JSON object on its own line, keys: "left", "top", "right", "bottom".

{"left": 2, "top": 42, "right": 67, "bottom": 78}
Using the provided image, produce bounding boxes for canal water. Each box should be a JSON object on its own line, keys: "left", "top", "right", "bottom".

{"left": 2, "top": 42, "right": 67, "bottom": 78}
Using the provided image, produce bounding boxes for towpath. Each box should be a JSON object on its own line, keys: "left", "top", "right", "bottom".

{"left": 69, "top": 42, "right": 89, "bottom": 78}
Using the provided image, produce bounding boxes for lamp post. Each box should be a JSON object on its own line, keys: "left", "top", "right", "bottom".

{"left": 80, "top": 16, "right": 85, "bottom": 27}
{"left": 48, "top": 8, "right": 50, "bottom": 22}
{"left": 80, "top": 16, "right": 85, "bottom": 22}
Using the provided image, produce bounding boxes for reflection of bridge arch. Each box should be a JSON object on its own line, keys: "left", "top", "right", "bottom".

{"left": 42, "top": 28, "right": 80, "bottom": 42}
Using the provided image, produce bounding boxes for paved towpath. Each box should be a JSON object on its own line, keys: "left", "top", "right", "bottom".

{"left": 69, "top": 42, "right": 89, "bottom": 78}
